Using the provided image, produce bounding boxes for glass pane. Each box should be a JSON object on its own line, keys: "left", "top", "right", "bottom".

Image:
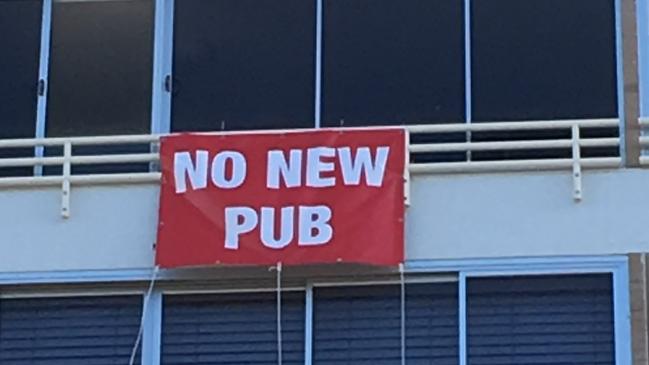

{"left": 0, "top": 0, "right": 42, "bottom": 176}
{"left": 472, "top": 0, "right": 617, "bottom": 121}
{"left": 46, "top": 0, "right": 154, "bottom": 137}
{"left": 322, "top": 0, "right": 465, "bottom": 127}
{"left": 172, "top": 0, "right": 315, "bottom": 132}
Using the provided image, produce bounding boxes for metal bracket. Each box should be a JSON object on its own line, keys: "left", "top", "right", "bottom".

{"left": 61, "top": 141, "right": 71, "bottom": 218}
{"left": 571, "top": 125, "right": 582, "bottom": 202}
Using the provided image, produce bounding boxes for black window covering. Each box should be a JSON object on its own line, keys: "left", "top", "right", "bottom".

{"left": 467, "top": 274, "right": 615, "bottom": 365}
{"left": 322, "top": 0, "right": 465, "bottom": 127}
{"left": 162, "top": 291, "right": 305, "bottom": 365}
{"left": 0, "top": 0, "right": 42, "bottom": 177}
{"left": 171, "top": 0, "right": 315, "bottom": 132}
{"left": 313, "top": 283, "right": 458, "bottom": 365}
{"left": 0, "top": 295, "right": 142, "bottom": 365}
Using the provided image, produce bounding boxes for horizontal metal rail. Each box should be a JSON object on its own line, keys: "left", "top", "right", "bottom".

{"left": 0, "top": 118, "right": 622, "bottom": 189}
{"left": 639, "top": 117, "right": 649, "bottom": 166}
{"left": 405, "top": 118, "right": 619, "bottom": 133}
{"left": 0, "top": 173, "right": 161, "bottom": 188}
{"left": 409, "top": 138, "right": 618, "bottom": 154}
{"left": 410, "top": 158, "right": 621, "bottom": 175}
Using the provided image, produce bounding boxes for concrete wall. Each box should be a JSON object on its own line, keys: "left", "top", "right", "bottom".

{"left": 1, "top": 169, "right": 649, "bottom": 273}
{"left": 0, "top": 185, "right": 158, "bottom": 272}
{"left": 407, "top": 169, "right": 649, "bottom": 259}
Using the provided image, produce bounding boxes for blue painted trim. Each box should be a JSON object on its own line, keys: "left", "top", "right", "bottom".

{"left": 464, "top": 0, "right": 472, "bottom": 123}
{"left": 34, "top": 0, "right": 52, "bottom": 176}
{"left": 314, "top": 0, "right": 323, "bottom": 128}
{"left": 151, "top": 0, "right": 174, "bottom": 134}
{"left": 0, "top": 256, "right": 628, "bottom": 284}
{"left": 150, "top": 0, "right": 168, "bottom": 135}
{"left": 615, "top": 0, "right": 626, "bottom": 162}
{"left": 304, "top": 283, "right": 314, "bottom": 365}
{"left": 406, "top": 255, "right": 628, "bottom": 273}
{"left": 458, "top": 273, "right": 467, "bottom": 365}
{"left": 613, "top": 260, "right": 632, "bottom": 365}
{"left": 142, "top": 290, "right": 163, "bottom": 365}
{"left": 0, "top": 268, "right": 155, "bottom": 285}
{"left": 639, "top": 0, "right": 649, "bottom": 117}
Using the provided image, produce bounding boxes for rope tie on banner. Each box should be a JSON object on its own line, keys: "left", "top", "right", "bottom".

{"left": 399, "top": 263, "right": 406, "bottom": 365}
{"left": 274, "top": 262, "right": 283, "bottom": 365}
{"left": 129, "top": 265, "right": 160, "bottom": 365}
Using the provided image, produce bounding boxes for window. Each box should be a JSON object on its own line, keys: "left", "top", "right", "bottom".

{"left": 46, "top": 0, "right": 153, "bottom": 137}
{"left": 471, "top": 0, "right": 617, "bottom": 121}
{"left": 0, "top": 295, "right": 142, "bottom": 364}
{"left": 313, "top": 283, "right": 458, "bottom": 364}
{"left": 321, "top": 0, "right": 465, "bottom": 127}
{"left": 43, "top": 0, "right": 154, "bottom": 174}
{"left": 467, "top": 274, "right": 614, "bottom": 365}
{"left": 171, "top": 0, "right": 316, "bottom": 132}
{"left": 0, "top": 0, "right": 42, "bottom": 176}
{"left": 161, "top": 291, "right": 305, "bottom": 364}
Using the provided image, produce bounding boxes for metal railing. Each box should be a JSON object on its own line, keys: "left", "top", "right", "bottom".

{"left": 407, "top": 118, "right": 620, "bottom": 174}
{"left": 639, "top": 117, "right": 649, "bottom": 166}
{"left": 0, "top": 118, "right": 622, "bottom": 215}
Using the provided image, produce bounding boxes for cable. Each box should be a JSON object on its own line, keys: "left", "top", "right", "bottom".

{"left": 399, "top": 263, "right": 406, "bottom": 365}
{"left": 129, "top": 265, "right": 160, "bottom": 365}
{"left": 276, "top": 262, "right": 283, "bottom": 365}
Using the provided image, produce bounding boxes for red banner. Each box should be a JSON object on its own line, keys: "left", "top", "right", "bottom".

{"left": 155, "top": 128, "right": 405, "bottom": 268}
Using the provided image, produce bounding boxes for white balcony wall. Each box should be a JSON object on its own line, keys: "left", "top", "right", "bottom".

{"left": 1, "top": 170, "right": 649, "bottom": 273}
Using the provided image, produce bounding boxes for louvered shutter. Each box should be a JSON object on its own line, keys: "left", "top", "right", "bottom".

{"left": 161, "top": 291, "right": 305, "bottom": 365}
{"left": 313, "top": 283, "right": 458, "bottom": 365}
{"left": 467, "top": 274, "right": 614, "bottom": 365}
{"left": 0, "top": 295, "right": 142, "bottom": 365}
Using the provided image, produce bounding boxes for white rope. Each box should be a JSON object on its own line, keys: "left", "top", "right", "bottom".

{"left": 276, "top": 262, "right": 283, "bottom": 365}
{"left": 399, "top": 263, "right": 406, "bottom": 365}
{"left": 129, "top": 265, "right": 160, "bottom": 365}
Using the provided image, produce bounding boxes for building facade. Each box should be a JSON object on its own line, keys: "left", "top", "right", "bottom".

{"left": 1, "top": 0, "right": 649, "bottom": 364}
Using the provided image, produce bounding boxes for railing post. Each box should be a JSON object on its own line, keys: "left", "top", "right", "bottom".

{"left": 571, "top": 124, "right": 582, "bottom": 202}
{"left": 61, "top": 141, "right": 71, "bottom": 218}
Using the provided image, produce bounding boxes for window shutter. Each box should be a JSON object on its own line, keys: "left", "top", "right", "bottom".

{"left": 0, "top": 295, "right": 142, "bottom": 365}
{"left": 313, "top": 283, "right": 458, "bottom": 365}
{"left": 161, "top": 291, "right": 305, "bottom": 365}
{"left": 467, "top": 274, "right": 615, "bottom": 365}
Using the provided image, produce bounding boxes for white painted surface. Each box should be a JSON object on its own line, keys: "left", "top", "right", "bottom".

{"left": 1, "top": 169, "right": 648, "bottom": 273}
{"left": 406, "top": 169, "right": 649, "bottom": 259}
{"left": 0, "top": 185, "right": 158, "bottom": 272}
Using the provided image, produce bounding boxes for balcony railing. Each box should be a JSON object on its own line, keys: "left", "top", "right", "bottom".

{"left": 0, "top": 118, "right": 622, "bottom": 216}
{"left": 639, "top": 117, "right": 649, "bottom": 166}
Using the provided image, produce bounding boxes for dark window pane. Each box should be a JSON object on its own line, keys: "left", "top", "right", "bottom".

{"left": 472, "top": 0, "right": 617, "bottom": 121}
{"left": 467, "top": 274, "right": 614, "bottom": 365}
{"left": 322, "top": 0, "right": 465, "bottom": 127}
{"left": 46, "top": 0, "right": 154, "bottom": 137}
{"left": 313, "top": 283, "right": 458, "bottom": 364}
{"left": 162, "top": 292, "right": 305, "bottom": 365}
{"left": 0, "top": 0, "right": 42, "bottom": 176}
{"left": 172, "top": 0, "right": 315, "bottom": 132}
